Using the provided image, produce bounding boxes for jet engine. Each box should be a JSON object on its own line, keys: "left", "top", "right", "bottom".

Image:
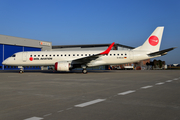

{"left": 55, "top": 61, "right": 72, "bottom": 71}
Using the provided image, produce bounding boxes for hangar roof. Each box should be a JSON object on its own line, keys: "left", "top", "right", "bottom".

{"left": 52, "top": 43, "right": 134, "bottom": 49}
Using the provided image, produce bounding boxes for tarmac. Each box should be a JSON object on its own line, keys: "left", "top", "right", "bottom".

{"left": 0, "top": 70, "right": 180, "bottom": 120}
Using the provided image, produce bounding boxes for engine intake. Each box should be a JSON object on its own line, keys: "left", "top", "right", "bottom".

{"left": 55, "top": 61, "right": 72, "bottom": 71}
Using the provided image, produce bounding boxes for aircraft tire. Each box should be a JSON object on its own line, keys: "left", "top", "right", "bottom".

{"left": 82, "top": 69, "right": 87, "bottom": 74}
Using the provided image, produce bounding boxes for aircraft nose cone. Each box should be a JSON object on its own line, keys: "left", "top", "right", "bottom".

{"left": 2, "top": 60, "right": 7, "bottom": 65}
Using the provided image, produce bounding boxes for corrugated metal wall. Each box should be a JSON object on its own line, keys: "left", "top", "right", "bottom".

{"left": 0, "top": 44, "right": 3, "bottom": 70}
{"left": 0, "top": 44, "right": 41, "bottom": 70}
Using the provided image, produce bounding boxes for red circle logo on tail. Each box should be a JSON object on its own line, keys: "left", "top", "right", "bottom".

{"left": 29, "top": 57, "right": 33, "bottom": 61}
{"left": 149, "top": 36, "right": 159, "bottom": 46}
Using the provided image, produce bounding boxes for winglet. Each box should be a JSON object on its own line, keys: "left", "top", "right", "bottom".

{"left": 100, "top": 42, "right": 115, "bottom": 55}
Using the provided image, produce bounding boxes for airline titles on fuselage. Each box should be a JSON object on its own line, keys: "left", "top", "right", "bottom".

{"left": 29, "top": 57, "right": 53, "bottom": 61}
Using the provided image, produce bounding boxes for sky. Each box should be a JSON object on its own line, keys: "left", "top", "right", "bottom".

{"left": 0, "top": 0, "right": 180, "bottom": 64}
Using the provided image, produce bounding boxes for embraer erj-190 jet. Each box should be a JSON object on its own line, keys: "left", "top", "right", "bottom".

{"left": 2, "top": 27, "right": 176, "bottom": 74}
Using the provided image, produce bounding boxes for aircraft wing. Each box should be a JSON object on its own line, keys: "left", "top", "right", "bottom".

{"left": 72, "top": 42, "right": 115, "bottom": 65}
{"left": 148, "top": 47, "right": 176, "bottom": 57}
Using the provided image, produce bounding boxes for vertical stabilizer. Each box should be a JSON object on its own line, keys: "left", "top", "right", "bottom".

{"left": 134, "top": 27, "right": 164, "bottom": 52}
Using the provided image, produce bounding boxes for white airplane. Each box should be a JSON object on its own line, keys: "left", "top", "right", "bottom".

{"left": 2, "top": 27, "right": 175, "bottom": 74}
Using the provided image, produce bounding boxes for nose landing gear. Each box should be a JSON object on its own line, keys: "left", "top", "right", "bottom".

{"left": 18, "top": 66, "right": 24, "bottom": 74}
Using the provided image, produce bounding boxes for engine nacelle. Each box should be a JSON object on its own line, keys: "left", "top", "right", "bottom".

{"left": 55, "top": 61, "right": 72, "bottom": 71}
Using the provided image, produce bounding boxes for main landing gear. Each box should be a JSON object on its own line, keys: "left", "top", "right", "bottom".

{"left": 81, "top": 65, "right": 88, "bottom": 74}
{"left": 82, "top": 69, "right": 88, "bottom": 74}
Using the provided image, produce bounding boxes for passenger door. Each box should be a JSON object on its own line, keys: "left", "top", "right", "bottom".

{"left": 129, "top": 51, "right": 134, "bottom": 60}
{"left": 22, "top": 52, "right": 27, "bottom": 62}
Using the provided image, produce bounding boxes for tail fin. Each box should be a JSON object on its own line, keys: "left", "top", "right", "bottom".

{"left": 134, "top": 27, "right": 164, "bottom": 52}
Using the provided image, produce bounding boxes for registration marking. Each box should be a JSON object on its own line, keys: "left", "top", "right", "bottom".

{"left": 75, "top": 99, "right": 106, "bottom": 107}
{"left": 24, "top": 117, "right": 43, "bottom": 120}
{"left": 155, "top": 82, "right": 164, "bottom": 85}
{"left": 118, "top": 90, "right": 136, "bottom": 95}
{"left": 141, "top": 85, "right": 153, "bottom": 89}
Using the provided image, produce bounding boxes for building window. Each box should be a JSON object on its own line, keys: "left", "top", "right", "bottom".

{"left": 0, "top": 66, "right": 2, "bottom": 68}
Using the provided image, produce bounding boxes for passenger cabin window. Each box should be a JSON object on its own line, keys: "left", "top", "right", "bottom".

{"left": 42, "top": 55, "right": 44, "bottom": 57}
{"left": 30, "top": 55, "right": 32, "bottom": 57}
{"left": 34, "top": 55, "right": 36, "bottom": 57}
{"left": 53, "top": 55, "right": 55, "bottom": 57}
{"left": 38, "top": 55, "right": 40, "bottom": 57}
{"left": 57, "top": 54, "right": 59, "bottom": 57}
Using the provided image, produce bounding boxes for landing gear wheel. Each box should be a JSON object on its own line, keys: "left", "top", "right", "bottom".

{"left": 19, "top": 70, "right": 24, "bottom": 74}
{"left": 82, "top": 69, "right": 88, "bottom": 74}
{"left": 18, "top": 66, "right": 24, "bottom": 74}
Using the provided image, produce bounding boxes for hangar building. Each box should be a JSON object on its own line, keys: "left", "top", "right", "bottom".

{"left": 0, "top": 35, "right": 52, "bottom": 70}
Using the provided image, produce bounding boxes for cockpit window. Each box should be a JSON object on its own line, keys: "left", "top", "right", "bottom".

{"left": 11, "top": 54, "right": 16, "bottom": 57}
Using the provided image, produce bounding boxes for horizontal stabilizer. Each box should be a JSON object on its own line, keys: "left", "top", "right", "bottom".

{"left": 148, "top": 47, "right": 176, "bottom": 57}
